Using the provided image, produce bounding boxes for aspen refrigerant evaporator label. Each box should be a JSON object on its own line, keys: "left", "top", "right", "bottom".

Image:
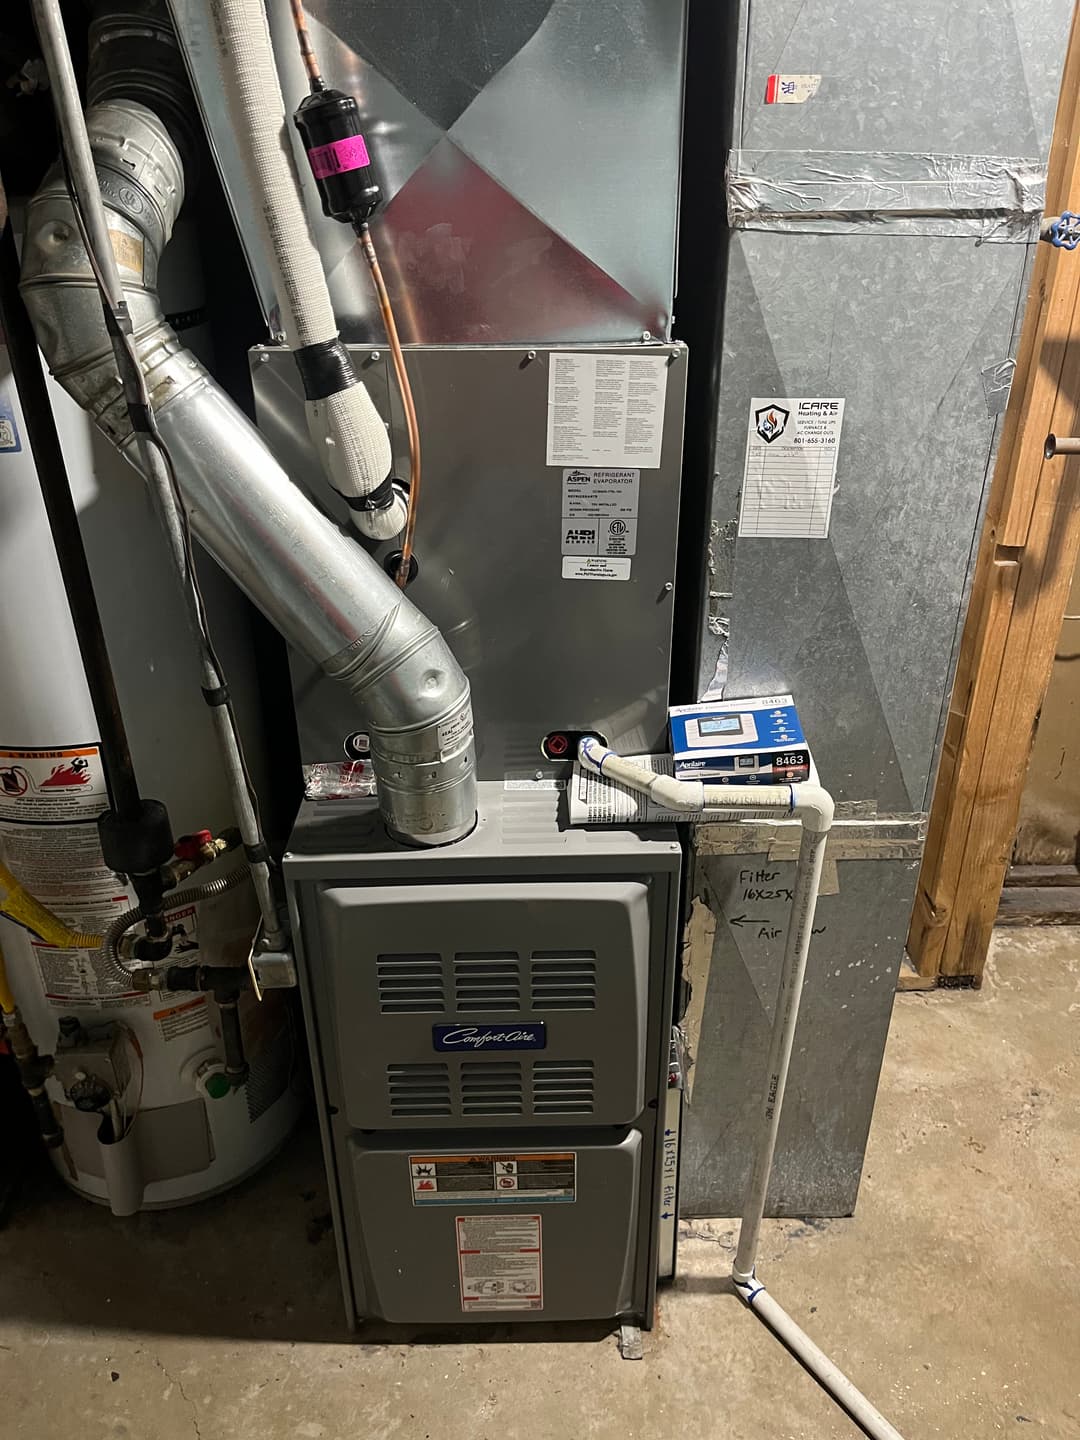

{"left": 456, "top": 1214, "right": 543, "bottom": 1312}
{"left": 411, "top": 1152, "right": 576, "bottom": 1205}
{"left": 561, "top": 467, "right": 639, "bottom": 560}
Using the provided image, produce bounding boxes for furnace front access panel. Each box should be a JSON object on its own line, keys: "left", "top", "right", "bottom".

{"left": 286, "top": 782, "right": 681, "bottom": 1327}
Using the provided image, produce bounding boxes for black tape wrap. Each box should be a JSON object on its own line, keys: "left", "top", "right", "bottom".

{"left": 339, "top": 476, "right": 395, "bottom": 512}
{"left": 294, "top": 335, "right": 357, "bottom": 400}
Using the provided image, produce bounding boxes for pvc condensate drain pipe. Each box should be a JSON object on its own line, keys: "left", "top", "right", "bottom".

{"left": 577, "top": 740, "right": 906, "bottom": 1440}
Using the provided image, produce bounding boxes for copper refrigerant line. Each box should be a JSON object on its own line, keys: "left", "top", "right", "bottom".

{"left": 288, "top": 0, "right": 324, "bottom": 89}
{"left": 357, "top": 224, "right": 422, "bottom": 588}
{"left": 287, "top": 0, "right": 421, "bottom": 590}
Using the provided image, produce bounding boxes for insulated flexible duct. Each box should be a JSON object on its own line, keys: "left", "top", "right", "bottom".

{"left": 20, "top": 97, "right": 475, "bottom": 846}
{"left": 204, "top": 0, "right": 407, "bottom": 541}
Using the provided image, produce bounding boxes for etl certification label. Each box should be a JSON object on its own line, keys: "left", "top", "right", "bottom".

{"left": 456, "top": 1214, "right": 543, "bottom": 1312}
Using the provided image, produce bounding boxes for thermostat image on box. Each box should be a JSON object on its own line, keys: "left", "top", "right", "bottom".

{"left": 668, "top": 694, "right": 810, "bottom": 783}
{"left": 684, "top": 713, "right": 758, "bottom": 747}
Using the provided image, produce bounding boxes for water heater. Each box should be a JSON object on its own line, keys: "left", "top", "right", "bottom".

{"left": 0, "top": 345, "right": 301, "bottom": 1209}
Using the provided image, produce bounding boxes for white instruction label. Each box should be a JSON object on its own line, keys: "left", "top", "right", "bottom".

{"left": 561, "top": 468, "right": 639, "bottom": 557}
{"left": 30, "top": 931, "right": 147, "bottom": 1008}
{"left": 739, "top": 398, "right": 844, "bottom": 539}
{"left": 436, "top": 706, "right": 473, "bottom": 757}
{"left": 547, "top": 353, "right": 667, "bottom": 468}
{"left": 562, "top": 556, "right": 631, "bottom": 581}
{"left": 456, "top": 1214, "right": 543, "bottom": 1312}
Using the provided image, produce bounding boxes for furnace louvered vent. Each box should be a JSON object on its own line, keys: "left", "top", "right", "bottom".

{"left": 453, "top": 952, "right": 522, "bottom": 1011}
{"left": 460, "top": 1060, "right": 524, "bottom": 1116}
{"left": 377, "top": 953, "right": 446, "bottom": 1013}
{"left": 386, "top": 1063, "right": 452, "bottom": 1116}
{"left": 532, "top": 1060, "right": 595, "bottom": 1114}
{"left": 530, "top": 951, "right": 597, "bottom": 1010}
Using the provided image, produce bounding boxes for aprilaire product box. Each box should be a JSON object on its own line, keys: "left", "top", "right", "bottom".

{"left": 668, "top": 695, "right": 810, "bottom": 783}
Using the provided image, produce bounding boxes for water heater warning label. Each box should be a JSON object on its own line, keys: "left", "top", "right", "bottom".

{"left": 456, "top": 1214, "right": 543, "bottom": 1312}
{"left": 410, "top": 1152, "right": 576, "bottom": 1205}
{"left": 0, "top": 745, "right": 108, "bottom": 824}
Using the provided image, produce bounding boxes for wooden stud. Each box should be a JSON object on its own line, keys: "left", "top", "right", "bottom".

{"left": 908, "top": 1, "right": 1080, "bottom": 984}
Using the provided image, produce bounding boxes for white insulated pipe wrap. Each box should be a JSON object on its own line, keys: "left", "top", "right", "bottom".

{"left": 312, "top": 387, "right": 403, "bottom": 539}
{"left": 206, "top": 0, "right": 334, "bottom": 347}
{"left": 205, "top": 0, "right": 398, "bottom": 538}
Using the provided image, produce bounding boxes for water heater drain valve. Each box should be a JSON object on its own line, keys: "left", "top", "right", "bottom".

{"left": 181, "top": 1048, "right": 232, "bottom": 1102}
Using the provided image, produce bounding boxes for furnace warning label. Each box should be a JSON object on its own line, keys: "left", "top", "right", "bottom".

{"left": 456, "top": 1214, "right": 543, "bottom": 1312}
{"left": 561, "top": 467, "right": 639, "bottom": 559}
{"left": 546, "top": 353, "right": 667, "bottom": 468}
{"left": 411, "top": 1152, "right": 575, "bottom": 1205}
{"left": 0, "top": 745, "right": 108, "bottom": 824}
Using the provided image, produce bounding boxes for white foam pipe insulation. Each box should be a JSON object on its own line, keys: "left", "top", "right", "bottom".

{"left": 203, "top": 0, "right": 407, "bottom": 542}
{"left": 577, "top": 739, "right": 905, "bottom": 1440}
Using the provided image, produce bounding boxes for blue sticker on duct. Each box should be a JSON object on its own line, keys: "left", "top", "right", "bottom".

{"left": 433, "top": 1022, "right": 546, "bottom": 1052}
{"left": 0, "top": 391, "right": 21, "bottom": 453}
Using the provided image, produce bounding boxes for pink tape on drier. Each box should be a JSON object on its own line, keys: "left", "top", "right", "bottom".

{"left": 307, "top": 134, "right": 371, "bottom": 179}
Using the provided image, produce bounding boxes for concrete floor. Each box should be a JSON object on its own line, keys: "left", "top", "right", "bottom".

{"left": 1, "top": 928, "right": 1078, "bottom": 1440}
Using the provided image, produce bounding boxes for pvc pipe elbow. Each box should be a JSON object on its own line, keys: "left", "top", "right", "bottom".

{"left": 791, "top": 783, "right": 834, "bottom": 833}
{"left": 732, "top": 1269, "right": 764, "bottom": 1305}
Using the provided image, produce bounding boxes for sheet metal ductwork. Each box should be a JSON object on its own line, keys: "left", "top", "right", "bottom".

{"left": 18, "top": 74, "right": 475, "bottom": 845}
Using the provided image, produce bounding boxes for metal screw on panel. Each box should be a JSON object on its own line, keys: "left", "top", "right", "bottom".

{"left": 534, "top": 770, "right": 543, "bottom": 781}
{"left": 662, "top": 582, "right": 674, "bottom": 593}
{"left": 370, "top": 351, "right": 381, "bottom": 362}
{"left": 641, "top": 330, "right": 652, "bottom": 342}
{"left": 526, "top": 350, "right": 537, "bottom": 361}
{"left": 258, "top": 352, "right": 269, "bottom": 363}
